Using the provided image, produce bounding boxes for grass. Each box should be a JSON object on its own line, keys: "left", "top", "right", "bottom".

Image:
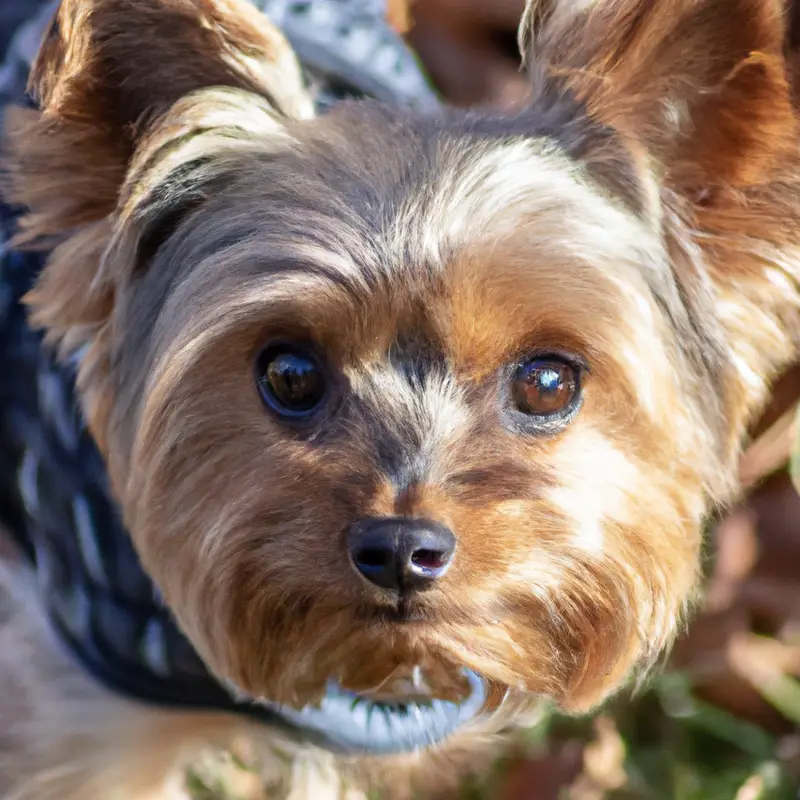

{"left": 572, "top": 673, "right": 797, "bottom": 799}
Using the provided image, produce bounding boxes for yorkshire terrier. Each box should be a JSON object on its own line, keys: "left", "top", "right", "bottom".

{"left": 2, "top": 0, "right": 800, "bottom": 797}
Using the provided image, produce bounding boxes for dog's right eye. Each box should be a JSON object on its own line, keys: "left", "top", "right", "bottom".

{"left": 255, "top": 345, "right": 327, "bottom": 418}
{"left": 507, "top": 354, "right": 585, "bottom": 434}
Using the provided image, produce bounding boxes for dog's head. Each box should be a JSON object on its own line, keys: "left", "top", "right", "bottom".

{"left": 7, "top": 0, "right": 800, "bottom": 753}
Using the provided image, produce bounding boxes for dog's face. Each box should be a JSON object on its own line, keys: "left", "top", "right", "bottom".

{"left": 109, "top": 106, "right": 715, "bottom": 715}
{"left": 98, "top": 105, "right": 711, "bottom": 722}
{"left": 9, "top": 0, "right": 800, "bottom": 751}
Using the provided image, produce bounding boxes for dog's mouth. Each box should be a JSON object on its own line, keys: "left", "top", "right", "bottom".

{"left": 260, "top": 668, "right": 488, "bottom": 754}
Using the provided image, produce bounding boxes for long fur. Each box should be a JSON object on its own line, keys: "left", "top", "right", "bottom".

{"left": 3, "top": 0, "right": 800, "bottom": 796}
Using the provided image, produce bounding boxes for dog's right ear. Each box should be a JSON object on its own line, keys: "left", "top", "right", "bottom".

{"left": 3, "top": 0, "right": 313, "bottom": 451}
{"left": 5, "top": 0, "right": 312, "bottom": 242}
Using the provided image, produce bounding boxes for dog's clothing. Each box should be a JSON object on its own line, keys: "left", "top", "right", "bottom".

{"left": 0, "top": 0, "right": 454, "bottom": 755}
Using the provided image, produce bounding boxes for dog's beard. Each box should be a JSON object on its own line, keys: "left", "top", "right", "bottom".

{"left": 254, "top": 664, "right": 492, "bottom": 755}
{"left": 210, "top": 604, "right": 503, "bottom": 753}
{"left": 166, "top": 506, "right": 691, "bottom": 754}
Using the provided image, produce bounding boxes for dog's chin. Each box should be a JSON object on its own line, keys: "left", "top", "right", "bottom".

{"left": 201, "top": 580, "right": 638, "bottom": 754}
{"left": 253, "top": 668, "right": 493, "bottom": 755}
{"left": 225, "top": 642, "right": 511, "bottom": 754}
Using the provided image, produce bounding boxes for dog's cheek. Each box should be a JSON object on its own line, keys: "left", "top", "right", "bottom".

{"left": 428, "top": 416, "right": 706, "bottom": 710}
{"left": 211, "top": 464, "right": 383, "bottom": 697}
{"left": 113, "top": 373, "right": 369, "bottom": 690}
{"left": 538, "top": 423, "right": 705, "bottom": 709}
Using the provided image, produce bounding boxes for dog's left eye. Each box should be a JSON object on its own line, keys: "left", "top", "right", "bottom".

{"left": 256, "top": 345, "right": 327, "bottom": 418}
{"left": 511, "top": 357, "right": 582, "bottom": 421}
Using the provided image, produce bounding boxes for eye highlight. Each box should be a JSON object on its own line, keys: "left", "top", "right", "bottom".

{"left": 256, "top": 344, "right": 327, "bottom": 418}
{"left": 510, "top": 356, "right": 583, "bottom": 426}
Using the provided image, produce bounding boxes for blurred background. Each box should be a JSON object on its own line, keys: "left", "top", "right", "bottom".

{"left": 2, "top": 0, "right": 800, "bottom": 796}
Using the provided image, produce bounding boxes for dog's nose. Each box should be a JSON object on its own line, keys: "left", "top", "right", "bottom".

{"left": 347, "top": 517, "right": 456, "bottom": 592}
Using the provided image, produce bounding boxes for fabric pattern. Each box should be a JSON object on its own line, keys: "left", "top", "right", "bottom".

{"left": 254, "top": 0, "right": 439, "bottom": 110}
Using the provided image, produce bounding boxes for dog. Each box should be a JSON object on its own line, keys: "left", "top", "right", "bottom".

{"left": 2, "top": 0, "right": 800, "bottom": 796}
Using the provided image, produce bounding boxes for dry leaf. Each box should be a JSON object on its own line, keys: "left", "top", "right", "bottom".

{"left": 386, "top": 0, "right": 414, "bottom": 33}
{"left": 790, "top": 403, "right": 800, "bottom": 495}
{"left": 568, "top": 717, "right": 627, "bottom": 799}
{"left": 706, "top": 509, "right": 759, "bottom": 612}
{"left": 740, "top": 408, "right": 795, "bottom": 489}
{"left": 728, "top": 634, "right": 800, "bottom": 725}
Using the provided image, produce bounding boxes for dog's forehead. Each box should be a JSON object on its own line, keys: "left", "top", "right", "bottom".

{"left": 280, "top": 105, "right": 646, "bottom": 257}
{"left": 140, "top": 103, "right": 668, "bottom": 381}
{"left": 245, "top": 112, "right": 660, "bottom": 350}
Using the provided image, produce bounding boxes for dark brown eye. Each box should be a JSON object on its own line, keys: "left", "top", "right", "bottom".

{"left": 256, "top": 345, "right": 326, "bottom": 418}
{"left": 511, "top": 358, "right": 580, "bottom": 418}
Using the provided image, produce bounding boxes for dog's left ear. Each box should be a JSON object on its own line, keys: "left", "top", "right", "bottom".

{"left": 520, "top": 0, "right": 796, "bottom": 193}
{"left": 522, "top": 0, "right": 800, "bottom": 469}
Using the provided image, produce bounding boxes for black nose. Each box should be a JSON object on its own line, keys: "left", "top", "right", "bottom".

{"left": 347, "top": 517, "right": 456, "bottom": 593}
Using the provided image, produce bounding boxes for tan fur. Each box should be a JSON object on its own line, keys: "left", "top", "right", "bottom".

{"left": 4, "top": 0, "right": 800, "bottom": 796}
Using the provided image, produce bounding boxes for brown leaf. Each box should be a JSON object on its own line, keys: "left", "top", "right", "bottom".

{"left": 386, "top": 0, "right": 414, "bottom": 34}
{"left": 740, "top": 408, "right": 794, "bottom": 490}
{"left": 494, "top": 743, "right": 584, "bottom": 800}
{"left": 706, "top": 509, "right": 759, "bottom": 612}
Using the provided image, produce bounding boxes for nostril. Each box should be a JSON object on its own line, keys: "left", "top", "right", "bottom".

{"left": 355, "top": 547, "right": 392, "bottom": 569}
{"left": 410, "top": 548, "right": 447, "bottom": 571}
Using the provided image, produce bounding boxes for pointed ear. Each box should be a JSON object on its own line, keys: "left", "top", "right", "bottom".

{"left": 5, "top": 0, "right": 312, "bottom": 241}
{"left": 3, "top": 0, "right": 313, "bottom": 451}
{"left": 520, "top": 0, "right": 797, "bottom": 193}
